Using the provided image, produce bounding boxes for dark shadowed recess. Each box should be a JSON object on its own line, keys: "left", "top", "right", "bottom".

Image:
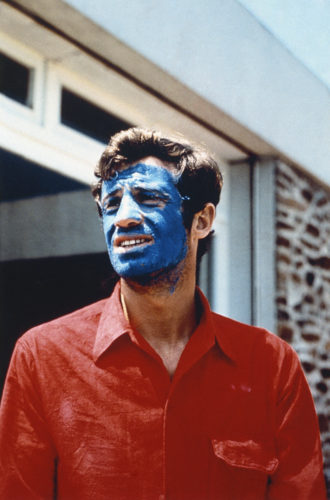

{"left": 0, "top": 253, "right": 118, "bottom": 394}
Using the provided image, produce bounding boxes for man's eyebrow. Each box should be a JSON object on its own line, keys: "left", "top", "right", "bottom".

{"left": 131, "top": 186, "right": 170, "bottom": 196}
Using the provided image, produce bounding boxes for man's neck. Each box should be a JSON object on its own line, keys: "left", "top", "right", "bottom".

{"left": 120, "top": 272, "right": 198, "bottom": 377}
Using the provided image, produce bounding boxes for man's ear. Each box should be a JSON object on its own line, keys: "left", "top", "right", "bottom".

{"left": 191, "top": 203, "right": 216, "bottom": 239}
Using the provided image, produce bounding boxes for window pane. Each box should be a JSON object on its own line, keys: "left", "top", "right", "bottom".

{"left": 0, "top": 52, "right": 33, "bottom": 107}
{"left": 61, "top": 87, "right": 131, "bottom": 143}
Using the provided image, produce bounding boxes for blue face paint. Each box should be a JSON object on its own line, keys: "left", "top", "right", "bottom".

{"left": 101, "top": 163, "right": 188, "bottom": 282}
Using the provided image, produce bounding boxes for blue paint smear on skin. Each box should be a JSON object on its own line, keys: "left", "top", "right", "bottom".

{"left": 101, "top": 163, "right": 188, "bottom": 287}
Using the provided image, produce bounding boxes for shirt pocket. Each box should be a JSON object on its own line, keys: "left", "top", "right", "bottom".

{"left": 211, "top": 438, "right": 279, "bottom": 474}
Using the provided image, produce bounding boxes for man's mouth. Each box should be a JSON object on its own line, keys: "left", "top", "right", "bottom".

{"left": 114, "top": 235, "right": 154, "bottom": 251}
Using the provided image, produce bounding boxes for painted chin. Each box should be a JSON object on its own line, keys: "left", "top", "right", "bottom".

{"left": 113, "top": 236, "right": 154, "bottom": 254}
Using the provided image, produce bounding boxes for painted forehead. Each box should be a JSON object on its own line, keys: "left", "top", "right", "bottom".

{"left": 101, "top": 162, "right": 180, "bottom": 195}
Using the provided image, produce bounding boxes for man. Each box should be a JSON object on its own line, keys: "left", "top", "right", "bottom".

{"left": 0, "top": 128, "right": 326, "bottom": 499}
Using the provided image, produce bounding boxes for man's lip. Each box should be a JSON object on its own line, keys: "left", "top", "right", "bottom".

{"left": 113, "top": 234, "right": 154, "bottom": 251}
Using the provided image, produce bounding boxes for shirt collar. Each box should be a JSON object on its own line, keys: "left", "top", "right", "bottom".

{"left": 196, "top": 288, "right": 237, "bottom": 363}
{"left": 93, "top": 282, "right": 236, "bottom": 363}
{"left": 93, "top": 282, "right": 131, "bottom": 361}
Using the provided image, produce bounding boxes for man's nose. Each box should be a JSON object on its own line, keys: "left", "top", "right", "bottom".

{"left": 114, "top": 193, "right": 143, "bottom": 228}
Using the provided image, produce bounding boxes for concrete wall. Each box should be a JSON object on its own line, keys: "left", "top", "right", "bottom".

{"left": 0, "top": 190, "right": 106, "bottom": 261}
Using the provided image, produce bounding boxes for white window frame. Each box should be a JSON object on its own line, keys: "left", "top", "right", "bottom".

{"left": 44, "top": 62, "right": 143, "bottom": 160}
{"left": 0, "top": 32, "right": 44, "bottom": 124}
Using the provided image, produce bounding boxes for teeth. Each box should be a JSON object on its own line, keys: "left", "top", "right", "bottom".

{"left": 120, "top": 238, "right": 147, "bottom": 247}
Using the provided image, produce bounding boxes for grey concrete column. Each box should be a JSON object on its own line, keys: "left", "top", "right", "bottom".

{"left": 251, "top": 158, "right": 276, "bottom": 332}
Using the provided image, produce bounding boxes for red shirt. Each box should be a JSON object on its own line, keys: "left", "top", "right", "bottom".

{"left": 0, "top": 284, "right": 326, "bottom": 499}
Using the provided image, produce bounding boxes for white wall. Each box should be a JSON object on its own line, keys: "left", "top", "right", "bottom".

{"left": 61, "top": 0, "right": 330, "bottom": 188}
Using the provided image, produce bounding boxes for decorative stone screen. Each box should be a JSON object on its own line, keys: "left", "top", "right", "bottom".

{"left": 276, "top": 161, "right": 330, "bottom": 486}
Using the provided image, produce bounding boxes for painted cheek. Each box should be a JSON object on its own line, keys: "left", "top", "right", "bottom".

{"left": 102, "top": 216, "right": 115, "bottom": 255}
{"left": 153, "top": 204, "right": 187, "bottom": 268}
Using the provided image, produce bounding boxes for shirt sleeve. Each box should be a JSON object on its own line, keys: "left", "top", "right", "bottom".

{"left": 268, "top": 345, "right": 327, "bottom": 499}
{"left": 0, "top": 339, "right": 57, "bottom": 499}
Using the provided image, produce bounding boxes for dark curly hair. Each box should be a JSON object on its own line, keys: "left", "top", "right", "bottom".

{"left": 92, "top": 127, "right": 223, "bottom": 264}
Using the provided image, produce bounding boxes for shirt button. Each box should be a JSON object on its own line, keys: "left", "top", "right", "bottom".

{"left": 159, "top": 495, "right": 165, "bottom": 500}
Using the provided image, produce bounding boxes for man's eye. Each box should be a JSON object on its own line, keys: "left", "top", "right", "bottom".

{"left": 136, "top": 192, "right": 166, "bottom": 206}
{"left": 103, "top": 197, "right": 121, "bottom": 212}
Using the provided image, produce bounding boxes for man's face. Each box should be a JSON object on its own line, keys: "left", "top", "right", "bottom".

{"left": 100, "top": 158, "right": 188, "bottom": 281}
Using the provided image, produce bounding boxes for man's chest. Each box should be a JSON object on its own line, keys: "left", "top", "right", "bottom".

{"left": 41, "top": 347, "right": 276, "bottom": 499}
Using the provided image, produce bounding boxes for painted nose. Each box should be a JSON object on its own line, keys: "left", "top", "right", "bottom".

{"left": 114, "top": 192, "right": 143, "bottom": 228}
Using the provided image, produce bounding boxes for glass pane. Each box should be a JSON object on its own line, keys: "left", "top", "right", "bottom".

{"left": 0, "top": 51, "right": 34, "bottom": 107}
{"left": 61, "top": 87, "right": 131, "bottom": 143}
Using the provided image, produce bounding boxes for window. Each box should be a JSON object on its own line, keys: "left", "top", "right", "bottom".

{"left": 60, "top": 87, "right": 131, "bottom": 144}
{"left": 0, "top": 33, "right": 43, "bottom": 124}
{"left": 0, "top": 51, "right": 34, "bottom": 107}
